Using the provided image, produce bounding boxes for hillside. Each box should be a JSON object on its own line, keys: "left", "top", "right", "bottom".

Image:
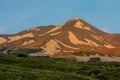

{"left": 0, "top": 54, "right": 120, "bottom": 80}
{"left": 0, "top": 18, "right": 120, "bottom": 57}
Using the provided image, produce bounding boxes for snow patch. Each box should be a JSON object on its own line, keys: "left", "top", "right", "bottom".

{"left": 84, "top": 38, "right": 99, "bottom": 47}
{"left": 55, "top": 39, "right": 79, "bottom": 50}
{"left": 47, "top": 26, "right": 61, "bottom": 33}
{"left": 39, "top": 26, "right": 61, "bottom": 36}
{"left": 76, "top": 54, "right": 120, "bottom": 62}
{"left": 36, "top": 28, "right": 41, "bottom": 31}
{"left": 63, "top": 50, "right": 75, "bottom": 53}
{"left": 104, "top": 44, "right": 116, "bottom": 48}
{"left": 84, "top": 27, "right": 91, "bottom": 30}
{"left": 0, "top": 37, "right": 7, "bottom": 44}
{"left": 74, "top": 22, "right": 91, "bottom": 30}
{"left": 22, "top": 40, "right": 35, "bottom": 46}
{"left": 29, "top": 52, "right": 46, "bottom": 56}
{"left": 74, "top": 21, "right": 83, "bottom": 29}
{"left": 91, "top": 35, "right": 104, "bottom": 41}
{"left": 22, "top": 33, "right": 34, "bottom": 38}
{"left": 8, "top": 33, "right": 34, "bottom": 43}
{"left": 8, "top": 36, "right": 22, "bottom": 43}
{"left": 68, "top": 31, "right": 87, "bottom": 45}
{"left": 26, "top": 28, "right": 39, "bottom": 31}
{"left": 50, "top": 32, "right": 61, "bottom": 36}
{"left": 43, "top": 39, "right": 61, "bottom": 55}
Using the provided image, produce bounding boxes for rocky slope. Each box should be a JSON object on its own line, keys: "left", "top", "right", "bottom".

{"left": 0, "top": 18, "right": 120, "bottom": 57}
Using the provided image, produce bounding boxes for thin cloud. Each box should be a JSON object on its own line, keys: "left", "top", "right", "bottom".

{"left": 102, "top": 27, "right": 109, "bottom": 33}
{"left": 0, "top": 27, "right": 6, "bottom": 34}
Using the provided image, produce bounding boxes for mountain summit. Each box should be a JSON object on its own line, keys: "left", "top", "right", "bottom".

{"left": 0, "top": 18, "right": 120, "bottom": 57}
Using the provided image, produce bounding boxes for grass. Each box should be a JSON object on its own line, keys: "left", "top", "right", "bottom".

{"left": 0, "top": 54, "right": 120, "bottom": 80}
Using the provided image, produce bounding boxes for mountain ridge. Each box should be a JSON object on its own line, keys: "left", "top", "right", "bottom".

{"left": 0, "top": 18, "right": 120, "bottom": 57}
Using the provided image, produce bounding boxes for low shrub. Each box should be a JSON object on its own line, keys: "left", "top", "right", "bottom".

{"left": 17, "top": 54, "right": 28, "bottom": 58}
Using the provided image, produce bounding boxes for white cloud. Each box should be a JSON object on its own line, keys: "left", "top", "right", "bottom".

{"left": 0, "top": 27, "right": 6, "bottom": 34}
{"left": 102, "top": 27, "right": 109, "bottom": 33}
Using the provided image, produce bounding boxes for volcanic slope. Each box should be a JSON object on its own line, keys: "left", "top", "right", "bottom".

{"left": 0, "top": 18, "right": 120, "bottom": 57}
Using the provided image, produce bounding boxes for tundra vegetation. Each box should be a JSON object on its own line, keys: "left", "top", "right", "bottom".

{"left": 0, "top": 54, "right": 120, "bottom": 80}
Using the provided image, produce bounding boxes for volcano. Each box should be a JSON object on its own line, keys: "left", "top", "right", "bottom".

{"left": 0, "top": 18, "right": 120, "bottom": 57}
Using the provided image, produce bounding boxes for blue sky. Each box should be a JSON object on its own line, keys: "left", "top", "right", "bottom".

{"left": 0, "top": 0, "right": 120, "bottom": 34}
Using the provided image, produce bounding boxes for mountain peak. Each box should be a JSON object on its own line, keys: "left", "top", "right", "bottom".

{"left": 61, "top": 18, "right": 92, "bottom": 31}
{"left": 66, "top": 18, "right": 83, "bottom": 23}
{"left": 69, "top": 18, "right": 81, "bottom": 21}
{"left": 62, "top": 18, "right": 84, "bottom": 27}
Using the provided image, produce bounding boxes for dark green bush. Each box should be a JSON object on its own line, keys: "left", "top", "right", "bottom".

{"left": 72, "top": 51, "right": 94, "bottom": 56}
{"left": 17, "top": 54, "right": 28, "bottom": 58}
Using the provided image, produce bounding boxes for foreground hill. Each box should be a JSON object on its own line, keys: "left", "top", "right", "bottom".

{"left": 0, "top": 18, "right": 120, "bottom": 57}
{"left": 0, "top": 54, "right": 120, "bottom": 80}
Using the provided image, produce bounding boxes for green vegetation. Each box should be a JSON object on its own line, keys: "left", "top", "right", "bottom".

{"left": 73, "top": 50, "right": 96, "bottom": 56}
{"left": 10, "top": 48, "right": 42, "bottom": 54}
{"left": 0, "top": 54, "right": 120, "bottom": 80}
